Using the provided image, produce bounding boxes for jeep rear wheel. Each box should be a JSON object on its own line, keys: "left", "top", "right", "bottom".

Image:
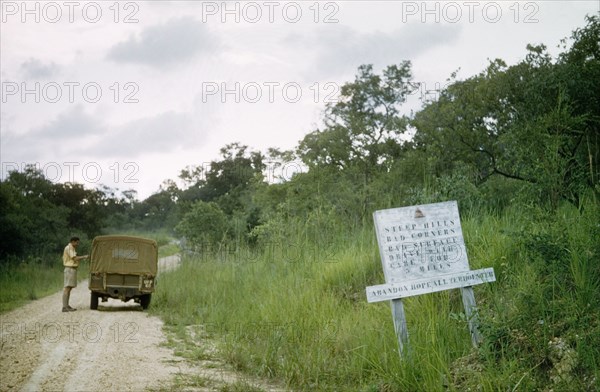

{"left": 140, "top": 294, "right": 151, "bottom": 310}
{"left": 90, "top": 292, "right": 99, "bottom": 310}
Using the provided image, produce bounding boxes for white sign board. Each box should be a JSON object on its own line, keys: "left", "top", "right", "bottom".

{"left": 365, "top": 201, "right": 496, "bottom": 352}
{"left": 366, "top": 201, "right": 496, "bottom": 301}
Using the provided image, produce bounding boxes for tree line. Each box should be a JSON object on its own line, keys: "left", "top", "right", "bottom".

{"left": 1, "top": 16, "right": 598, "bottom": 261}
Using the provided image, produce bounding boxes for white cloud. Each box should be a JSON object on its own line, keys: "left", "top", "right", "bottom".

{"left": 285, "top": 24, "right": 461, "bottom": 80}
{"left": 2, "top": 105, "right": 210, "bottom": 164}
{"left": 107, "top": 17, "right": 220, "bottom": 68}
{"left": 20, "top": 58, "right": 61, "bottom": 79}
{"left": 2, "top": 106, "right": 104, "bottom": 162}
{"left": 86, "top": 110, "right": 207, "bottom": 158}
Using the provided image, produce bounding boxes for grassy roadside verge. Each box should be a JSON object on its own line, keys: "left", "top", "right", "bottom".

{"left": 0, "top": 258, "right": 89, "bottom": 313}
{"left": 151, "top": 197, "right": 600, "bottom": 391}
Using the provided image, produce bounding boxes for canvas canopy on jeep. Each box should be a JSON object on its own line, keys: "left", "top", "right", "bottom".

{"left": 90, "top": 235, "right": 158, "bottom": 276}
{"left": 89, "top": 235, "right": 158, "bottom": 310}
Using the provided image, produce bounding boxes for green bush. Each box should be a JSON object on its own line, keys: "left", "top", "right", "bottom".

{"left": 175, "top": 200, "right": 228, "bottom": 248}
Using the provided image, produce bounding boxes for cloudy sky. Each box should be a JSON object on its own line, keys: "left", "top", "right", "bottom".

{"left": 1, "top": 1, "right": 598, "bottom": 199}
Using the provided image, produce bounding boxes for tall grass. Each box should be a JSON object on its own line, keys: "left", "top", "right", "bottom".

{"left": 152, "top": 196, "right": 599, "bottom": 390}
{"left": 0, "top": 257, "right": 89, "bottom": 313}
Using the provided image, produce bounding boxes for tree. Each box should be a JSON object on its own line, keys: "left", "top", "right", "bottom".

{"left": 50, "top": 182, "right": 107, "bottom": 238}
{"left": 298, "top": 63, "right": 414, "bottom": 173}
{"left": 0, "top": 166, "right": 70, "bottom": 259}
{"left": 296, "top": 64, "right": 415, "bottom": 218}
{"left": 0, "top": 182, "right": 27, "bottom": 258}
{"left": 411, "top": 16, "right": 600, "bottom": 207}
{"left": 175, "top": 200, "right": 228, "bottom": 248}
{"left": 202, "top": 143, "right": 264, "bottom": 208}
{"left": 133, "top": 190, "right": 178, "bottom": 231}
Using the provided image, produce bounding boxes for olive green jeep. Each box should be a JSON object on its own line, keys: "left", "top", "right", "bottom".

{"left": 89, "top": 235, "right": 158, "bottom": 310}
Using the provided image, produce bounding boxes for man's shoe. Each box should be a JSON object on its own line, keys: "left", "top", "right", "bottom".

{"left": 62, "top": 307, "right": 76, "bottom": 312}
{"left": 67, "top": 306, "right": 76, "bottom": 310}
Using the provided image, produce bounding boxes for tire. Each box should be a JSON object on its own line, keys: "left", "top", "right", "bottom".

{"left": 140, "top": 294, "right": 151, "bottom": 310}
{"left": 90, "top": 292, "right": 99, "bottom": 310}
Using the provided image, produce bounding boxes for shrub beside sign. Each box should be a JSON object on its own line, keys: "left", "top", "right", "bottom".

{"left": 366, "top": 201, "right": 496, "bottom": 354}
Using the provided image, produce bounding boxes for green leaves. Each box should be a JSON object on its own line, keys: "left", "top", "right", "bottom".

{"left": 411, "top": 16, "right": 600, "bottom": 207}
{"left": 299, "top": 63, "right": 413, "bottom": 171}
{"left": 175, "top": 200, "right": 228, "bottom": 248}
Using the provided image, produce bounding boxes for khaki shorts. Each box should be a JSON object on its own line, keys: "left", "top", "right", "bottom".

{"left": 64, "top": 267, "right": 77, "bottom": 288}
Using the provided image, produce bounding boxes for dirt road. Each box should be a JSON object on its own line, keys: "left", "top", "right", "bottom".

{"left": 0, "top": 255, "right": 183, "bottom": 392}
{"left": 0, "top": 255, "right": 282, "bottom": 392}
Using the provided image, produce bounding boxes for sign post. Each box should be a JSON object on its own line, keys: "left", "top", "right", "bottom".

{"left": 366, "top": 201, "right": 495, "bottom": 356}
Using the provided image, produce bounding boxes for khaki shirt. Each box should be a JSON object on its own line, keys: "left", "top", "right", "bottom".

{"left": 63, "top": 243, "right": 78, "bottom": 268}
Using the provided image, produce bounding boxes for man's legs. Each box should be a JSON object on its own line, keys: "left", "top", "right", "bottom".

{"left": 62, "top": 287, "right": 75, "bottom": 311}
{"left": 62, "top": 267, "right": 77, "bottom": 312}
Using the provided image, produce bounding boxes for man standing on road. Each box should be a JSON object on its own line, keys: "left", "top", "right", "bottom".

{"left": 62, "top": 236, "right": 88, "bottom": 312}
